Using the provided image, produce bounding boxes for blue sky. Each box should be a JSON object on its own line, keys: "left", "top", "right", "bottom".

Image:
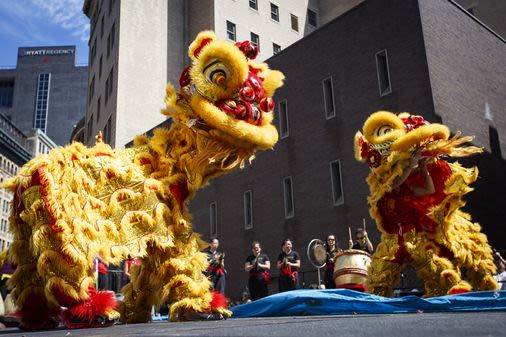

{"left": 0, "top": 0, "right": 90, "bottom": 67}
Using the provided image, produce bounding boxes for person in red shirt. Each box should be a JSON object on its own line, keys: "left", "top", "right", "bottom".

{"left": 96, "top": 253, "right": 109, "bottom": 290}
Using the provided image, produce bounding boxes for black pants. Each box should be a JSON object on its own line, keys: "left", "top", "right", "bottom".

{"left": 324, "top": 266, "right": 335, "bottom": 289}
{"left": 248, "top": 276, "right": 268, "bottom": 301}
{"left": 278, "top": 274, "right": 298, "bottom": 293}
{"left": 212, "top": 273, "right": 226, "bottom": 295}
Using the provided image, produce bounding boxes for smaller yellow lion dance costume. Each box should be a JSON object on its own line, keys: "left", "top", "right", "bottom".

{"left": 2, "top": 31, "right": 284, "bottom": 329}
{"left": 354, "top": 111, "right": 498, "bottom": 297}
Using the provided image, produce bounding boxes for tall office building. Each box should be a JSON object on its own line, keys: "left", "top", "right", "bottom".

{"left": 82, "top": 0, "right": 324, "bottom": 148}
{"left": 0, "top": 46, "right": 87, "bottom": 146}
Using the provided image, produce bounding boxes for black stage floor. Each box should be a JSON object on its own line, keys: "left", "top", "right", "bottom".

{"left": 0, "top": 312, "right": 505, "bottom": 337}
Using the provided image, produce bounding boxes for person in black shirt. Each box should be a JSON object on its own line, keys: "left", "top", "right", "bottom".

{"left": 244, "top": 241, "right": 271, "bottom": 300}
{"left": 324, "top": 234, "right": 342, "bottom": 289}
{"left": 350, "top": 228, "right": 374, "bottom": 254}
{"left": 277, "top": 238, "right": 301, "bottom": 292}
{"left": 203, "top": 238, "right": 226, "bottom": 294}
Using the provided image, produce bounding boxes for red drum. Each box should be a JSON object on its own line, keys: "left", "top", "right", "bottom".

{"left": 333, "top": 249, "right": 371, "bottom": 291}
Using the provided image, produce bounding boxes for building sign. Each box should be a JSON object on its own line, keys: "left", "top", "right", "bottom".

{"left": 20, "top": 48, "right": 75, "bottom": 57}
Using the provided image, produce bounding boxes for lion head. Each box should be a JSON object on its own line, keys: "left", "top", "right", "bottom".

{"left": 164, "top": 31, "right": 285, "bottom": 149}
{"left": 354, "top": 111, "right": 450, "bottom": 168}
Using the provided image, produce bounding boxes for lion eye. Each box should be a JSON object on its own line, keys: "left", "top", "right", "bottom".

{"left": 376, "top": 125, "right": 393, "bottom": 137}
{"left": 203, "top": 59, "right": 230, "bottom": 87}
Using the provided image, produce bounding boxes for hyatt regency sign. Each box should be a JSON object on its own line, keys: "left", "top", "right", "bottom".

{"left": 20, "top": 48, "right": 75, "bottom": 57}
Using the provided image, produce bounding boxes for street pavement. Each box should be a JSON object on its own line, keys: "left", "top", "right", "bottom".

{"left": 0, "top": 312, "right": 505, "bottom": 337}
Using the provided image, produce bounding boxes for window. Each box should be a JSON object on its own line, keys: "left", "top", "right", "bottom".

{"left": 100, "top": 15, "right": 104, "bottom": 37}
{"left": 104, "top": 115, "right": 112, "bottom": 144}
{"left": 107, "top": 22, "right": 116, "bottom": 58}
{"left": 97, "top": 96, "right": 101, "bottom": 123}
{"left": 283, "top": 176, "right": 294, "bottom": 218}
{"left": 91, "top": 38, "right": 97, "bottom": 65}
{"left": 226, "top": 21, "right": 236, "bottom": 41}
{"left": 322, "top": 76, "right": 335, "bottom": 119}
{"left": 249, "top": 0, "right": 258, "bottom": 10}
{"left": 110, "top": 23, "right": 115, "bottom": 51}
{"left": 291, "top": 14, "right": 299, "bottom": 32}
{"left": 88, "top": 76, "right": 95, "bottom": 104}
{"left": 278, "top": 99, "right": 288, "bottom": 138}
{"left": 330, "top": 160, "right": 344, "bottom": 205}
{"left": 86, "top": 115, "right": 93, "bottom": 142}
{"left": 250, "top": 32, "right": 259, "bottom": 51}
{"left": 307, "top": 9, "right": 317, "bottom": 27}
{"left": 273, "top": 43, "right": 281, "bottom": 55}
{"left": 375, "top": 49, "right": 392, "bottom": 96}
{"left": 0, "top": 79, "right": 14, "bottom": 108}
{"left": 34, "top": 73, "right": 51, "bottom": 132}
{"left": 271, "top": 3, "right": 279, "bottom": 21}
{"left": 210, "top": 201, "right": 218, "bottom": 237}
{"left": 244, "top": 190, "right": 253, "bottom": 229}
{"left": 105, "top": 67, "right": 114, "bottom": 104}
{"left": 99, "top": 55, "right": 103, "bottom": 78}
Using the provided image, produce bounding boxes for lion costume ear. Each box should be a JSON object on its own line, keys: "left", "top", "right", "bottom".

{"left": 354, "top": 131, "right": 366, "bottom": 162}
{"left": 188, "top": 31, "right": 216, "bottom": 61}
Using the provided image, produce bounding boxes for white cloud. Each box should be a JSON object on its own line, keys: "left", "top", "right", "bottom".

{"left": 30, "top": 0, "right": 90, "bottom": 42}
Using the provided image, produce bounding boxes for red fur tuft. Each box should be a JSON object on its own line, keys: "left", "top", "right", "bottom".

{"left": 209, "top": 291, "right": 228, "bottom": 311}
{"left": 68, "top": 287, "right": 117, "bottom": 321}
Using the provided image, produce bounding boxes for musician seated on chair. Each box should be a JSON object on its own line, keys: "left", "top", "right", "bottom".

{"left": 203, "top": 238, "right": 226, "bottom": 295}
{"left": 277, "top": 238, "right": 301, "bottom": 292}
{"left": 349, "top": 228, "right": 374, "bottom": 254}
{"left": 324, "top": 234, "right": 343, "bottom": 289}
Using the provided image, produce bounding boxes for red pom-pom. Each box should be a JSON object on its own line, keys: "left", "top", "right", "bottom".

{"left": 68, "top": 287, "right": 117, "bottom": 321}
{"left": 260, "top": 97, "right": 274, "bottom": 112}
{"left": 235, "top": 41, "right": 258, "bottom": 59}
{"left": 209, "top": 291, "right": 228, "bottom": 311}
{"left": 240, "top": 86, "right": 255, "bottom": 102}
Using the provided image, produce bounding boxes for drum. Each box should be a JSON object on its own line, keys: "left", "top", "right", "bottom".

{"left": 333, "top": 249, "right": 371, "bottom": 289}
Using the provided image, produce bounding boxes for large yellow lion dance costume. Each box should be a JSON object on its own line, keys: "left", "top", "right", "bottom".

{"left": 354, "top": 111, "right": 498, "bottom": 297}
{"left": 2, "top": 31, "right": 284, "bottom": 329}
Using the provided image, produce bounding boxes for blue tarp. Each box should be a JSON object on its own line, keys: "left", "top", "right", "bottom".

{"left": 230, "top": 289, "right": 506, "bottom": 318}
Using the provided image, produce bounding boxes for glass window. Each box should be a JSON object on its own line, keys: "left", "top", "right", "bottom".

{"left": 375, "top": 49, "right": 392, "bottom": 96}
{"left": 226, "top": 21, "right": 236, "bottom": 41}
{"left": 278, "top": 99, "right": 288, "bottom": 138}
{"left": 249, "top": 0, "right": 258, "bottom": 10}
{"left": 244, "top": 190, "right": 253, "bottom": 229}
{"left": 34, "top": 73, "right": 51, "bottom": 132}
{"left": 330, "top": 160, "right": 344, "bottom": 205}
{"left": 210, "top": 201, "right": 218, "bottom": 237}
{"left": 307, "top": 9, "right": 317, "bottom": 27}
{"left": 99, "top": 55, "right": 103, "bottom": 78}
{"left": 97, "top": 96, "right": 101, "bottom": 123}
{"left": 322, "top": 77, "right": 335, "bottom": 119}
{"left": 100, "top": 15, "right": 104, "bottom": 37}
{"left": 0, "top": 79, "right": 14, "bottom": 108}
{"left": 271, "top": 3, "right": 279, "bottom": 21}
{"left": 250, "top": 32, "right": 260, "bottom": 51}
{"left": 291, "top": 14, "right": 299, "bottom": 32}
{"left": 273, "top": 43, "right": 281, "bottom": 55}
{"left": 283, "top": 176, "right": 294, "bottom": 218}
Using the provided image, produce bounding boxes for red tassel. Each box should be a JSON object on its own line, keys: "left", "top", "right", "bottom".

{"left": 209, "top": 291, "right": 227, "bottom": 311}
{"left": 68, "top": 287, "right": 117, "bottom": 321}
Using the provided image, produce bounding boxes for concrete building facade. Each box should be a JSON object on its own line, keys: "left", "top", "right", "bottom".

{"left": 187, "top": 0, "right": 506, "bottom": 299}
{"left": 0, "top": 46, "right": 87, "bottom": 146}
{"left": 0, "top": 113, "right": 32, "bottom": 251}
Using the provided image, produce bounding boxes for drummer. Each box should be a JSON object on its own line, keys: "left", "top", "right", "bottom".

{"left": 349, "top": 228, "right": 374, "bottom": 254}
{"left": 324, "top": 234, "right": 342, "bottom": 289}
